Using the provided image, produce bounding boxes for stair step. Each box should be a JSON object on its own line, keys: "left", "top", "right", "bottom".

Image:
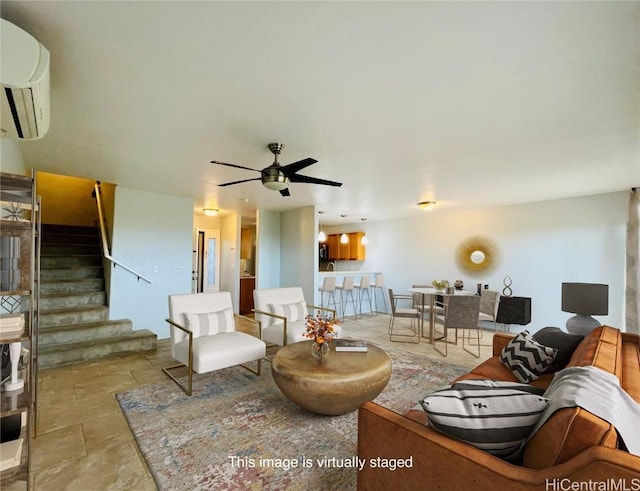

{"left": 40, "top": 266, "right": 104, "bottom": 281}
{"left": 40, "top": 291, "right": 106, "bottom": 310}
{"left": 39, "top": 306, "right": 109, "bottom": 328}
{"left": 41, "top": 244, "right": 102, "bottom": 256}
{"left": 41, "top": 255, "right": 103, "bottom": 268}
{"left": 40, "top": 278, "right": 105, "bottom": 294}
{"left": 38, "top": 330, "right": 158, "bottom": 369}
{"left": 40, "top": 233, "right": 101, "bottom": 246}
{"left": 39, "top": 319, "right": 134, "bottom": 347}
{"left": 41, "top": 224, "right": 100, "bottom": 236}
{"left": 37, "top": 223, "right": 155, "bottom": 369}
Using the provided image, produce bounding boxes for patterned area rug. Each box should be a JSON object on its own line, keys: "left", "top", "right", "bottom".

{"left": 116, "top": 348, "right": 467, "bottom": 491}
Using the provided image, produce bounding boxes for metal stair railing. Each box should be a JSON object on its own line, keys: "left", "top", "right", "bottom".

{"left": 93, "top": 182, "right": 152, "bottom": 284}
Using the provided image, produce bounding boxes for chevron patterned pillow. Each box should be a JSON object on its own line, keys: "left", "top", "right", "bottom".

{"left": 500, "top": 331, "right": 557, "bottom": 383}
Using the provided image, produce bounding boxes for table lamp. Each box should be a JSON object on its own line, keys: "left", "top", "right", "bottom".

{"left": 561, "top": 282, "right": 608, "bottom": 335}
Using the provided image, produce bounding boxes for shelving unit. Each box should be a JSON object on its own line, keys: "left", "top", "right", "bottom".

{"left": 1, "top": 171, "right": 40, "bottom": 490}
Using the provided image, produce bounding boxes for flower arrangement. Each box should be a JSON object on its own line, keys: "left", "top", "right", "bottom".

{"left": 432, "top": 279, "right": 449, "bottom": 290}
{"left": 304, "top": 314, "right": 338, "bottom": 346}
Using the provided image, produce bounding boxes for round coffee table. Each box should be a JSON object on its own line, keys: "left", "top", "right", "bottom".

{"left": 271, "top": 340, "right": 392, "bottom": 416}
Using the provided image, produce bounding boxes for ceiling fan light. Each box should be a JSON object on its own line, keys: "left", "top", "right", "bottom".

{"left": 263, "top": 178, "right": 289, "bottom": 191}
{"left": 262, "top": 166, "right": 290, "bottom": 191}
{"left": 340, "top": 233, "right": 349, "bottom": 244}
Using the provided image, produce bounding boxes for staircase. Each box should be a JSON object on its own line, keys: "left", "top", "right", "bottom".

{"left": 38, "top": 224, "right": 157, "bottom": 369}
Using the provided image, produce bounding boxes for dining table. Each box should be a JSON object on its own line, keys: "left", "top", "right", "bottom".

{"left": 407, "top": 287, "right": 477, "bottom": 344}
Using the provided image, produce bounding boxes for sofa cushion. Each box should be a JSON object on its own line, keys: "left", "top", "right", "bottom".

{"left": 500, "top": 331, "right": 557, "bottom": 383}
{"left": 419, "top": 379, "right": 549, "bottom": 459}
{"left": 522, "top": 326, "right": 623, "bottom": 469}
{"left": 183, "top": 308, "right": 235, "bottom": 337}
{"left": 267, "top": 301, "right": 308, "bottom": 326}
{"left": 533, "top": 327, "right": 584, "bottom": 370}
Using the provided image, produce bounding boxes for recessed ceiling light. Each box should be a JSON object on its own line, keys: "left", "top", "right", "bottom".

{"left": 417, "top": 201, "right": 436, "bottom": 211}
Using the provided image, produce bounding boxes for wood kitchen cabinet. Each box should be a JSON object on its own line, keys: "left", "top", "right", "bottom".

{"left": 326, "top": 233, "right": 366, "bottom": 261}
{"left": 240, "top": 228, "right": 253, "bottom": 259}
{"left": 239, "top": 277, "right": 255, "bottom": 314}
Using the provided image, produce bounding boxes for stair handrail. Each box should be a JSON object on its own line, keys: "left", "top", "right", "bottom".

{"left": 94, "top": 182, "right": 152, "bottom": 284}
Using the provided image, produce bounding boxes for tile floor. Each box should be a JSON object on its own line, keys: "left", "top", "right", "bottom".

{"left": 8, "top": 312, "right": 498, "bottom": 490}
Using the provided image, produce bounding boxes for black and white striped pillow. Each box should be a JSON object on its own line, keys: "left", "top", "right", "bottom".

{"left": 183, "top": 308, "right": 234, "bottom": 337}
{"left": 500, "top": 330, "right": 557, "bottom": 383}
{"left": 267, "top": 301, "right": 308, "bottom": 326}
{"left": 420, "top": 379, "right": 549, "bottom": 459}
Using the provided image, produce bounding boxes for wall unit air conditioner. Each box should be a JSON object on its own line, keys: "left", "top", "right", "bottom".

{"left": 1, "top": 18, "right": 50, "bottom": 140}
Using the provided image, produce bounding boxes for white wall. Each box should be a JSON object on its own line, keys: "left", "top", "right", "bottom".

{"left": 280, "top": 206, "right": 316, "bottom": 301}
{"left": 108, "top": 187, "right": 193, "bottom": 339}
{"left": 220, "top": 213, "right": 239, "bottom": 308}
{"left": 0, "top": 138, "right": 26, "bottom": 175}
{"left": 256, "top": 209, "right": 281, "bottom": 289}
{"left": 337, "top": 192, "right": 628, "bottom": 331}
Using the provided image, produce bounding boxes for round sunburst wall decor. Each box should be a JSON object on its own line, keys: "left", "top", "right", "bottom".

{"left": 455, "top": 235, "right": 500, "bottom": 276}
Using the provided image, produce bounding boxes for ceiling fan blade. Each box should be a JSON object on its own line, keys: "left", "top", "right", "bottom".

{"left": 279, "top": 188, "right": 291, "bottom": 197}
{"left": 211, "top": 161, "right": 261, "bottom": 173}
{"left": 218, "top": 177, "right": 261, "bottom": 187}
{"left": 288, "top": 174, "right": 343, "bottom": 187}
{"left": 280, "top": 158, "right": 318, "bottom": 176}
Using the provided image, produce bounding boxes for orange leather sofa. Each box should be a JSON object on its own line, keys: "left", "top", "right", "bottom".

{"left": 357, "top": 326, "right": 640, "bottom": 490}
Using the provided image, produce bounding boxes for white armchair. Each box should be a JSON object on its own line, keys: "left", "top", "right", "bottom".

{"left": 164, "top": 291, "right": 266, "bottom": 396}
{"left": 253, "top": 287, "right": 340, "bottom": 346}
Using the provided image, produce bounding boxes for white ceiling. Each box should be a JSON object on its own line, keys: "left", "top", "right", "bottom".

{"left": 3, "top": 1, "right": 639, "bottom": 225}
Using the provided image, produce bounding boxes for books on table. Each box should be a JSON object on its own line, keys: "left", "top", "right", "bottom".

{"left": 335, "top": 339, "right": 368, "bottom": 352}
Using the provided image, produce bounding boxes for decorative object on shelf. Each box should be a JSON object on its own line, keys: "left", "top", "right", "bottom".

{"left": 1, "top": 203, "right": 28, "bottom": 222}
{"left": 2, "top": 342, "right": 24, "bottom": 391}
{"left": 0, "top": 296, "right": 22, "bottom": 314}
{"left": 0, "top": 236, "right": 21, "bottom": 291}
{"left": 561, "top": 282, "right": 608, "bottom": 335}
{"left": 454, "top": 280, "right": 464, "bottom": 291}
{"left": 455, "top": 235, "right": 501, "bottom": 276}
{"left": 0, "top": 313, "right": 25, "bottom": 336}
{"left": 502, "top": 275, "right": 513, "bottom": 296}
{"left": 304, "top": 314, "right": 338, "bottom": 363}
{"left": 432, "top": 280, "right": 449, "bottom": 292}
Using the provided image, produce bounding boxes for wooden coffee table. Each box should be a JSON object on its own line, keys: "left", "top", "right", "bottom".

{"left": 271, "top": 340, "right": 392, "bottom": 416}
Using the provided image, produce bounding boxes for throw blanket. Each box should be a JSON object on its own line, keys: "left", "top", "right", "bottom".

{"left": 527, "top": 366, "right": 640, "bottom": 456}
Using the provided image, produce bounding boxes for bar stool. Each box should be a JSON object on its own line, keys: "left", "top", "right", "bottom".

{"left": 336, "top": 276, "right": 358, "bottom": 320}
{"left": 372, "top": 274, "right": 388, "bottom": 314}
{"left": 354, "top": 275, "right": 373, "bottom": 317}
{"left": 318, "top": 276, "right": 338, "bottom": 312}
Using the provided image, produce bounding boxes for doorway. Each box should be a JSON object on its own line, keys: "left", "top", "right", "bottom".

{"left": 196, "top": 229, "right": 220, "bottom": 293}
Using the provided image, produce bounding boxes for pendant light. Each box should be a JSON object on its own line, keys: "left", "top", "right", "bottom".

{"left": 318, "top": 211, "right": 327, "bottom": 242}
{"left": 360, "top": 218, "right": 368, "bottom": 245}
{"left": 340, "top": 214, "right": 349, "bottom": 244}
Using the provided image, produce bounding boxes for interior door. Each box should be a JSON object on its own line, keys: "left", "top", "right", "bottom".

{"left": 199, "top": 229, "right": 220, "bottom": 293}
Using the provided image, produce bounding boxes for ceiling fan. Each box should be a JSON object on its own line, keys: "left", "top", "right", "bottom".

{"left": 212, "top": 143, "right": 342, "bottom": 197}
